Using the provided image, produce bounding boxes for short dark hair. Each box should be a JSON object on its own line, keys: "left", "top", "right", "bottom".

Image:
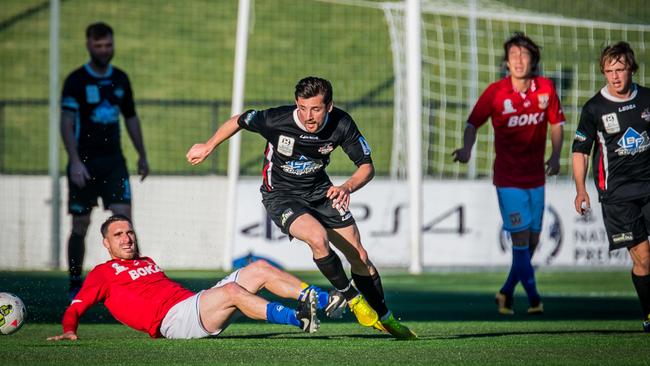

{"left": 295, "top": 77, "right": 333, "bottom": 105}
{"left": 503, "top": 32, "right": 541, "bottom": 75}
{"left": 600, "top": 41, "right": 638, "bottom": 74}
{"left": 100, "top": 214, "right": 132, "bottom": 238}
{"left": 86, "top": 22, "right": 113, "bottom": 40}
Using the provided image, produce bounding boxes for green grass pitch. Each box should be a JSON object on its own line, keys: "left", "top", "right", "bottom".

{"left": 1, "top": 270, "right": 647, "bottom": 365}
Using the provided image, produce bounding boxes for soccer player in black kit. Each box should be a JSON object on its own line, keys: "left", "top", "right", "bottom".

{"left": 572, "top": 42, "right": 650, "bottom": 332}
{"left": 187, "top": 77, "right": 416, "bottom": 339}
{"left": 61, "top": 22, "right": 149, "bottom": 298}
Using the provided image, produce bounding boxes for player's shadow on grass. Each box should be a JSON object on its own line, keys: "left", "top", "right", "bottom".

{"left": 439, "top": 329, "right": 642, "bottom": 340}
{"left": 0, "top": 272, "right": 641, "bottom": 324}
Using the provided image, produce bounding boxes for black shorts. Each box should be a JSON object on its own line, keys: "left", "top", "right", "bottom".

{"left": 261, "top": 190, "right": 355, "bottom": 235}
{"left": 67, "top": 155, "right": 131, "bottom": 215}
{"left": 601, "top": 195, "right": 650, "bottom": 250}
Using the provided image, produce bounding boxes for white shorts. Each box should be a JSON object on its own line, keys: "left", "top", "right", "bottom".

{"left": 160, "top": 269, "right": 242, "bottom": 339}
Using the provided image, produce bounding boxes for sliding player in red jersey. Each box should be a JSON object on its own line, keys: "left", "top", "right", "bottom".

{"left": 47, "top": 215, "right": 320, "bottom": 340}
{"left": 453, "top": 33, "right": 564, "bottom": 315}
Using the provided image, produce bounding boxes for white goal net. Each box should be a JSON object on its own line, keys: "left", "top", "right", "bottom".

{"left": 384, "top": 0, "right": 650, "bottom": 179}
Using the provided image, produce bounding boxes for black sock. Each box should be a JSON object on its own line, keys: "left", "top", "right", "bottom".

{"left": 352, "top": 272, "right": 389, "bottom": 318}
{"left": 313, "top": 251, "right": 357, "bottom": 301}
{"left": 631, "top": 272, "right": 650, "bottom": 320}
{"left": 68, "top": 233, "right": 85, "bottom": 282}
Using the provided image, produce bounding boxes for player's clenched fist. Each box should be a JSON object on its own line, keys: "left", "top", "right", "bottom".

{"left": 186, "top": 143, "right": 211, "bottom": 165}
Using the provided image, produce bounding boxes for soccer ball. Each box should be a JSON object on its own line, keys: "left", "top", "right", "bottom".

{"left": 0, "top": 292, "right": 26, "bottom": 335}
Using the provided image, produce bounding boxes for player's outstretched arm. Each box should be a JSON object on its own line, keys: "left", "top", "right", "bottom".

{"left": 572, "top": 152, "right": 591, "bottom": 215}
{"left": 327, "top": 163, "right": 374, "bottom": 211}
{"left": 186, "top": 115, "right": 243, "bottom": 166}
{"left": 452, "top": 123, "right": 477, "bottom": 164}
{"left": 47, "top": 331, "right": 78, "bottom": 341}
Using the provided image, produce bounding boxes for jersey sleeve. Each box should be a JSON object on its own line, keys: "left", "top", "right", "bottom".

{"left": 340, "top": 117, "right": 372, "bottom": 166}
{"left": 237, "top": 109, "right": 268, "bottom": 136}
{"left": 61, "top": 267, "right": 106, "bottom": 334}
{"left": 467, "top": 84, "right": 496, "bottom": 128}
{"left": 547, "top": 83, "right": 566, "bottom": 125}
{"left": 60, "top": 74, "right": 81, "bottom": 114}
{"left": 572, "top": 104, "right": 597, "bottom": 155}
{"left": 120, "top": 74, "right": 137, "bottom": 119}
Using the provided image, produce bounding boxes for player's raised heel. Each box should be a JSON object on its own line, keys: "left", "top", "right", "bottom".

{"left": 297, "top": 289, "right": 320, "bottom": 333}
{"left": 642, "top": 319, "right": 650, "bottom": 333}
{"left": 495, "top": 292, "right": 514, "bottom": 315}
{"left": 348, "top": 294, "right": 378, "bottom": 327}
{"left": 380, "top": 314, "right": 418, "bottom": 340}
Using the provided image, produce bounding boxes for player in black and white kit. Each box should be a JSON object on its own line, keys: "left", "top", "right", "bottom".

{"left": 572, "top": 42, "right": 650, "bottom": 332}
{"left": 61, "top": 22, "right": 149, "bottom": 299}
{"left": 187, "top": 77, "right": 416, "bottom": 339}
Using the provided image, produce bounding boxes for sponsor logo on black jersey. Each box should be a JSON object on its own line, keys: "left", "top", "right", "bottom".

{"left": 615, "top": 127, "right": 650, "bottom": 156}
{"left": 574, "top": 130, "right": 587, "bottom": 142}
{"left": 277, "top": 135, "right": 295, "bottom": 156}
{"left": 611, "top": 232, "right": 633, "bottom": 244}
{"left": 91, "top": 100, "right": 119, "bottom": 125}
{"left": 618, "top": 104, "right": 636, "bottom": 113}
{"left": 280, "top": 208, "right": 294, "bottom": 226}
{"left": 242, "top": 110, "right": 258, "bottom": 126}
{"left": 359, "top": 137, "right": 371, "bottom": 155}
{"left": 300, "top": 134, "right": 319, "bottom": 140}
{"left": 280, "top": 155, "right": 323, "bottom": 175}
{"left": 602, "top": 113, "right": 620, "bottom": 133}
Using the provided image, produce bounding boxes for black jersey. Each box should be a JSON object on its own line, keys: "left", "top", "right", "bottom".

{"left": 572, "top": 84, "right": 650, "bottom": 203}
{"left": 237, "top": 105, "right": 372, "bottom": 197}
{"left": 61, "top": 63, "right": 136, "bottom": 161}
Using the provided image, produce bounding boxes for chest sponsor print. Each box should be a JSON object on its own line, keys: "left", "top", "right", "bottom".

{"left": 615, "top": 127, "right": 650, "bottom": 156}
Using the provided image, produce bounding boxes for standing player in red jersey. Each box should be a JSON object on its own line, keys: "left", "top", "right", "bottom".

{"left": 47, "top": 215, "right": 320, "bottom": 340}
{"left": 453, "top": 33, "right": 564, "bottom": 315}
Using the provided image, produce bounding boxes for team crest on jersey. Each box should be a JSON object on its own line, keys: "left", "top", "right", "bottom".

{"left": 112, "top": 262, "right": 128, "bottom": 275}
{"left": 318, "top": 143, "right": 334, "bottom": 155}
{"left": 86, "top": 85, "right": 100, "bottom": 104}
{"left": 114, "top": 87, "right": 124, "bottom": 99}
{"left": 537, "top": 94, "right": 549, "bottom": 109}
{"left": 277, "top": 135, "right": 295, "bottom": 156}
{"left": 615, "top": 127, "right": 650, "bottom": 156}
{"left": 641, "top": 108, "right": 650, "bottom": 122}
{"left": 502, "top": 99, "right": 516, "bottom": 115}
{"left": 601, "top": 113, "right": 620, "bottom": 134}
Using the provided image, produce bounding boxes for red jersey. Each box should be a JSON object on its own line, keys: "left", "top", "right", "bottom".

{"left": 62, "top": 257, "right": 194, "bottom": 338}
{"left": 468, "top": 76, "right": 565, "bottom": 188}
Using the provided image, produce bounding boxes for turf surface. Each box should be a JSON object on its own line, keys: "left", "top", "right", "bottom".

{"left": 1, "top": 270, "right": 647, "bottom": 365}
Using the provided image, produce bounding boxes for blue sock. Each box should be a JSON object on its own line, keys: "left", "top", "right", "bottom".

{"left": 266, "top": 302, "right": 301, "bottom": 327}
{"left": 512, "top": 246, "right": 541, "bottom": 305}
{"left": 500, "top": 267, "right": 518, "bottom": 296}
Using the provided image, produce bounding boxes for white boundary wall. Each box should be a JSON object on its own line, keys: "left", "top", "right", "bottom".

{"left": 0, "top": 175, "right": 629, "bottom": 270}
